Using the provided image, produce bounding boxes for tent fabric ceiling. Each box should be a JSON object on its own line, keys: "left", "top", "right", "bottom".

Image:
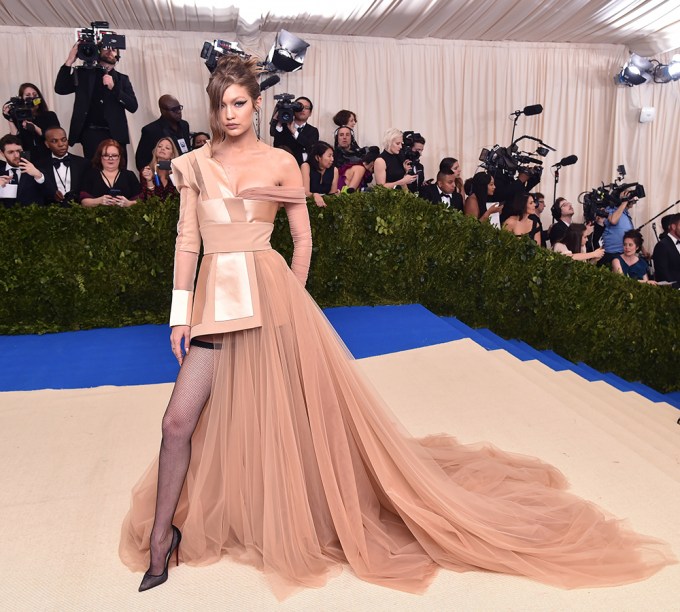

{"left": 1, "top": 0, "right": 679, "bottom": 56}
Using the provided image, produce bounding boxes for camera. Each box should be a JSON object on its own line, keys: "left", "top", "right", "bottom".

{"left": 273, "top": 93, "right": 303, "bottom": 124}
{"left": 580, "top": 165, "right": 645, "bottom": 223}
{"left": 399, "top": 131, "right": 423, "bottom": 172}
{"left": 2, "top": 96, "right": 37, "bottom": 125}
{"left": 75, "top": 21, "right": 126, "bottom": 68}
{"left": 200, "top": 39, "right": 248, "bottom": 73}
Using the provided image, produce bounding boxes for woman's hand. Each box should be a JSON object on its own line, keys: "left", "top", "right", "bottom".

{"left": 312, "top": 193, "right": 327, "bottom": 208}
{"left": 100, "top": 195, "right": 116, "bottom": 206}
{"left": 170, "top": 325, "right": 191, "bottom": 365}
{"left": 21, "top": 120, "right": 41, "bottom": 136}
{"left": 114, "top": 196, "right": 136, "bottom": 207}
{"left": 487, "top": 203, "right": 503, "bottom": 215}
{"left": 590, "top": 247, "right": 605, "bottom": 260}
{"left": 398, "top": 174, "right": 417, "bottom": 186}
{"left": 141, "top": 166, "right": 153, "bottom": 183}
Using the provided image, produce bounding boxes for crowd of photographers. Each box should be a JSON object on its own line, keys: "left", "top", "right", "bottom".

{"left": 1, "top": 34, "right": 679, "bottom": 288}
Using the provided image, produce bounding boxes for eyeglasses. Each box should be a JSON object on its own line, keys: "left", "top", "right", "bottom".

{"left": 299, "top": 105, "right": 311, "bottom": 111}
{"left": 102, "top": 154, "right": 120, "bottom": 159}
{"left": 164, "top": 105, "right": 183, "bottom": 112}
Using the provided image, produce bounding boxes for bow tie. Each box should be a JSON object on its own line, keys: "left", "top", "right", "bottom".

{"left": 53, "top": 157, "right": 70, "bottom": 169}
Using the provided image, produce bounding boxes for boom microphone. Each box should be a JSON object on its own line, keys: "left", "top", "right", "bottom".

{"left": 523, "top": 104, "right": 543, "bottom": 116}
{"left": 552, "top": 155, "right": 578, "bottom": 167}
{"left": 259, "top": 75, "right": 281, "bottom": 92}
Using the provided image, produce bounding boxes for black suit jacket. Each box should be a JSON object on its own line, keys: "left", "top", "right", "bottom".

{"left": 0, "top": 161, "right": 44, "bottom": 207}
{"left": 418, "top": 183, "right": 464, "bottom": 212}
{"left": 54, "top": 64, "right": 138, "bottom": 146}
{"left": 270, "top": 122, "right": 319, "bottom": 166}
{"left": 135, "top": 117, "right": 191, "bottom": 170}
{"left": 652, "top": 235, "right": 680, "bottom": 284}
{"left": 35, "top": 154, "right": 90, "bottom": 206}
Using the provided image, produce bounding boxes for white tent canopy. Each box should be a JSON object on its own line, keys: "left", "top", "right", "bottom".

{"left": 1, "top": 0, "right": 680, "bottom": 56}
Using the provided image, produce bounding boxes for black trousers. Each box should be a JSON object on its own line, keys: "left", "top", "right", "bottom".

{"left": 80, "top": 127, "right": 112, "bottom": 161}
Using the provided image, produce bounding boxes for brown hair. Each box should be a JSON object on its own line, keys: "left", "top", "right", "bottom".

{"left": 206, "top": 55, "right": 261, "bottom": 146}
{"left": 92, "top": 139, "right": 126, "bottom": 171}
{"left": 19, "top": 82, "right": 50, "bottom": 114}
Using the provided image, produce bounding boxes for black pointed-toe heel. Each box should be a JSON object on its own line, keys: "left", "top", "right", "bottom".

{"left": 138, "top": 525, "right": 182, "bottom": 592}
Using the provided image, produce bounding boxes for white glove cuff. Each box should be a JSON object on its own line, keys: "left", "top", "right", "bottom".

{"left": 169, "top": 289, "right": 193, "bottom": 327}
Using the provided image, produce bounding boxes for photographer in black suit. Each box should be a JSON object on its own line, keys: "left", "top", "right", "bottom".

{"left": 33, "top": 127, "right": 89, "bottom": 206}
{"left": 269, "top": 96, "right": 319, "bottom": 166}
{"left": 652, "top": 213, "right": 680, "bottom": 286}
{"left": 135, "top": 95, "right": 191, "bottom": 170}
{"left": 55, "top": 42, "right": 138, "bottom": 160}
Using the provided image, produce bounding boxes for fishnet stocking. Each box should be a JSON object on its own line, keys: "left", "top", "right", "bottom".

{"left": 148, "top": 344, "right": 214, "bottom": 574}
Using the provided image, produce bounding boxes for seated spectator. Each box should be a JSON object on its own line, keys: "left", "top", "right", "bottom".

{"left": 332, "top": 109, "right": 357, "bottom": 130}
{"left": 333, "top": 125, "right": 361, "bottom": 167}
{"left": 439, "top": 157, "right": 464, "bottom": 199}
{"left": 2, "top": 82, "right": 60, "bottom": 163}
{"left": 338, "top": 146, "right": 380, "bottom": 192}
{"left": 140, "top": 137, "right": 179, "bottom": 200}
{"left": 652, "top": 213, "right": 680, "bottom": 286}
{"left": 463, "top": 172, "right": 502, "bottom": 224}
{"left": 80, "top": 139, "right": 141, "bottom": 207}
{"left": 33, "top": 126, "right": 89, "bottom": 206}
{"left": 191, "top": 131, "right": 210, "bottom": 149}
{"left": 0, "top": 134, "right": 44, "bottom": 206}
{"left": 373, "top": 128, "right": 417, "bottom": 190}
{"left": 502, "top": 193, "right": 542, "bottom": 243}
{"left": 419, "top": 169, "right": 463, "bottom": 212}
{"left": 548, "top": 197, "right": 574, "bottom": 247}
{"left": 135, "top": 95, "right": 191, "bottom": 169}
{"left": 612, "top": 230, "right": 655, "bottom": 282}
{"left": 553, "top": 223, "right": 604, "bottom": 262}
{"left": 301, "top": 141, "right": 338, "bottom": 207}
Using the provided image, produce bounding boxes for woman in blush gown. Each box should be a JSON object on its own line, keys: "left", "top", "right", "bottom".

{"left": 119, "top": 55, "right": 675, "bottom": 597}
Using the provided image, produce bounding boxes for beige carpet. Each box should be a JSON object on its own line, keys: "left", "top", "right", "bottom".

{"left": 1, "top": 339, "right": 677, "bottom": 611}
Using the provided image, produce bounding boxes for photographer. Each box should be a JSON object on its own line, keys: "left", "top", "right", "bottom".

{"left": 373, "top": 128, "right": 417, "bottom": 190}
{"left": 0, "top": 134, "right": 44, "bottom": 206}
{"left": 55, "top": 40, "right": 138, "bottom": 160}
{"left": 140, "top": 137, "right": 179, "bottom": 201}
{"left": 269, "top": 96, "right": 319, "bottom": 166}
{"left": 135, "top": 95, "right": 191, "bottom": 170}
{"left": 3, "top": 83, "right": 61, "bottom": 163}
{"left": 404, "top": 132, "right": 426, "bottom": 194}
{"left": 600, "top": 190, "right": 636, "bottom": 267}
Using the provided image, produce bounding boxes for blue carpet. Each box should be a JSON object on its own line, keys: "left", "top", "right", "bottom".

{"left": 2, "top": 306, "right": 678, "bottom": 411}
{"left": 1, "top": 305, "right": 459, "bottom": 392}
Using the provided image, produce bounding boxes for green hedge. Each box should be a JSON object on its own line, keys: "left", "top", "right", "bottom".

{"left": 2, "top": 189, "right": 679, "bottom": 392}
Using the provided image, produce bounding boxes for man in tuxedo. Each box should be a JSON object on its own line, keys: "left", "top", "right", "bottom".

{"left": 32, "top": 127, "right": 89, "bottom": 206}
{"left": 419, "top": 169, "right": 463, "bottom": 212}
{"left": 548, "top": 197, "right": 574, "bottom": 247}
{"left": 135, "top": 95, "right": 191, "bottom": 169}
{"left": 0, "top": 134, "right": 44, "bottom": 206}
{"left": 652, "top": 213, "right": 680, "bottom": 285}
{"left": 269, "top": 96, "right": 319, "bottom": 166}
{"left": 55, "top": 43, "right": 138, "bottom": 160}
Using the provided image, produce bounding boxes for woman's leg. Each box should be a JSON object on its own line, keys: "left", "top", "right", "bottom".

{"left": 147, "top": 342, "right": 215, "bottom": 574}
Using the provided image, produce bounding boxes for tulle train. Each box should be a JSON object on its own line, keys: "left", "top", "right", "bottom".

{"left": 119, "top": 249, "right": 675, "bottom": 598}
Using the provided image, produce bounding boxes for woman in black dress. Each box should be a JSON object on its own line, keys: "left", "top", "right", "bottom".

{"left": 80, "top": 139, "right": 141, "bottom": 207}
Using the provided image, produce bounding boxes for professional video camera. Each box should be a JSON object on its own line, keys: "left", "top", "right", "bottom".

{"left": 200, "top": 39, "right": 249, "bottom": 73}
{"left": 75, "top": 21, "right": 126, "bottom": 68}
{"left": 398, "top": 131, "right": 423, "bottom": 173}
{"left": 272, "top": 93, "right": 304, "bottom": 124}
{"left": 478, "top": 135, "right": 550, "bottom": 181}
{"left": 2, "top": 96, "right": 38, "bottom": 125}
{"left": 580, "top": 165, "right": 645, "bottom": 223}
